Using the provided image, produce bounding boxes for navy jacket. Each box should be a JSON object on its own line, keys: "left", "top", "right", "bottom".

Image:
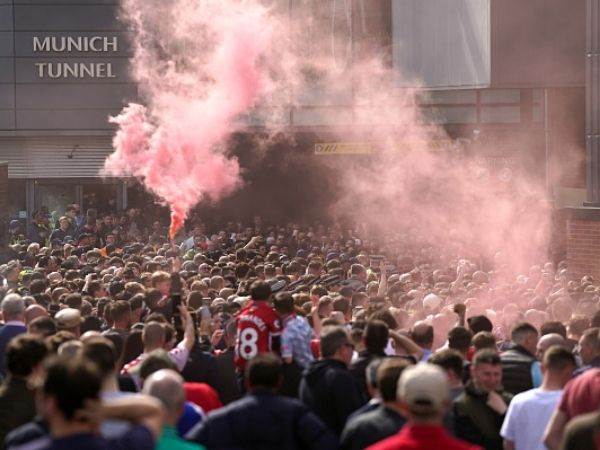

{"left": 188, "top": 390, "right": 337, "bottom": 450}
{"left": 181, "top": 342, "right": 220, "bottom": 389}
{"left": 349, "top": 350, "right": 386, "bottom": 398}
{"left": 0, "top": 324, "right": 26, "bottom": 378}
{"left": 299, "top": 359, "right": 365, "bottom": 436}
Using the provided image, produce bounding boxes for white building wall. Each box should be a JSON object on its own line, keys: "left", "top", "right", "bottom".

{"left": 393, "top": 0, "right": 491, "bottom": 89}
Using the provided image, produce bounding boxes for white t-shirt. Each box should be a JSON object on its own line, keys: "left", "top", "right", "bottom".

{"left": 500, "top": 388, "right": 563, "bottom": 450}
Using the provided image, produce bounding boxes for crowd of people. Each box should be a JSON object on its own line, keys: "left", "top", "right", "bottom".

{"left": 0, "top": 205, "right": 598, "bottom": 449}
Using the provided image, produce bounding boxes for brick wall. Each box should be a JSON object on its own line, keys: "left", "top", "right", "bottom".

{"left": 567, "top": 210, "right": 600, "bottom": 280}
{"left": 551, "top": 208, "right": 569, "bottom": 263}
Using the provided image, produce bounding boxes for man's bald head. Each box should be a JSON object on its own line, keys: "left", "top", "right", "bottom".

{"left": 80, "top": 330, "right": 102, "bottom": 342}
{"left": 25, "top": 304, "right": 48, "bottom": 324}
{"left": 142, "top": 369, "right": 185, "bottom": 420}
{"left": 536, "top": 333, "right": 565, "bottom": 358}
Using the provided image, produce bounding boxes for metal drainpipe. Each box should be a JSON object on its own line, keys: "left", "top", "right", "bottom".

{"left": 585, "top": 0, "right": 600, "bottom": 205}
{"left": 544, "top": 88, "right": 551, "bottom": 197}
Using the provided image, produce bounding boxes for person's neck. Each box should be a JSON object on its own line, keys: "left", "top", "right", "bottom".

{"left": 383, "top": 401, "right": 404, "bottom": 415}
{"left": 113, "top": 321, "right": 128, "bottom": 331}
{"left": 409, "top": 417, "right": 443, "bottom": 427}
{"left": 102, "top": 375, "right": 120, "bottom": 393}
{"left": 164, "top": 416, "right": 179, "bottom": 427}
{"left": 514, "top": 343, "right": 533, "bottom": 355}
{"left": 587, "top": 353, "right": 600, "bottom": 364}
{"left": 448, "top": 377, "right": 463, "bottom": 390}
{"left": 472, "top": 380, "right": 494, "bottom": 394}
{"left": 248, "top": 386, "right": 277, "bottom": 395}
{"left": 541, "top": 373, "right": 569, "bottom": 391}
{"left": 5, "top": 317, "right": 24, "bottom": 325}
{"left": 329, "top": 355, "right": 348, "bottom": 366}
{"left": 50, "top": 418, "right": 95, "bottom": 439}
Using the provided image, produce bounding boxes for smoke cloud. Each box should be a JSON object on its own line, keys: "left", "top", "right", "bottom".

{"left": 105, "top": 0, "right": 551, "bottom": 282}
{"left": 104, "top": 0, "right": 276, "bottom": 238}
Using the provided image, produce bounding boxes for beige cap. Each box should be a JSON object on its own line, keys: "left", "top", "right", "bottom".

{"left": 398, "top": 363, "right": 449, "bottom": 413}
{"left": 55, "top": 308, "right": 82, "bottom": 329}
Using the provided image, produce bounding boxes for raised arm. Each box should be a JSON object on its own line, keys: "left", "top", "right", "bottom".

{"left": 179, "top": 304, "right": 196, "bottom": 351}
{"left": 389, "top": 330, "right": 424, "bottom": 361}
{"left": 543, "top": 410, "right": 568, "bottom": 450}
{"left": 102, "top": 395, "right": 164, "bottom": 440}
{"left": 377, "top": 264, "right": 388, "bottom": 297}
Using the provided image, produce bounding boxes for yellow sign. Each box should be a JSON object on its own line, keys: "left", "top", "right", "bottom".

{"left": 314, "top": 143, "right": 373, "bottom": 155}
{"left": 314, "top": 139, "right": 458, "bottom": 155}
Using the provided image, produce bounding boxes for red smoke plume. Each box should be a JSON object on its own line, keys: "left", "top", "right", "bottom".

{"left": 104, "top": 0, "right": 273, "bottom": 238}
{"left": 105, "top": 0, "right": 552, "bottom": 286}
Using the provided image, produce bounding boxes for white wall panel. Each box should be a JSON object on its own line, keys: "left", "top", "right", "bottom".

{"left": 393, "top": 0, "right": 491, "bottom": 89}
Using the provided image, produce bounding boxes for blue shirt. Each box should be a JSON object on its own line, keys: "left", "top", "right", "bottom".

{"left": 420, "top": 349, "right": 433, "bottom": 362}
{"left": 281, "top": 315, "right": 314, "bottom": 369}
{"left": 531, "top": 361, "right": 543, "bottom": 387}
{"left": 177, "top": 401, "right": 204, "bottom": 437}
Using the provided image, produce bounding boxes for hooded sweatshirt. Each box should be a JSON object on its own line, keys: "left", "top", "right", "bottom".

{"left": 299, "top": 358, "right": 366, "bottom": 435}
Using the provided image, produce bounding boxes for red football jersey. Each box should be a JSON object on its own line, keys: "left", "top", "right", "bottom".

{"left": 234, "top": 300, "right": 281, "bottom": 370}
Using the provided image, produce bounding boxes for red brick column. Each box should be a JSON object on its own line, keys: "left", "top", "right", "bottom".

{"left": 567, "top": 208, "right": 600, "bottom": 280}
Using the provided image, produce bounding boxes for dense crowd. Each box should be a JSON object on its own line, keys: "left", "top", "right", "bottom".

{"left": 0, "top": 205, "right": 598, "bottom": 450}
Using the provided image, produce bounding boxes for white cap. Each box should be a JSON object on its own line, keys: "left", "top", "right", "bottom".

{"left": 397, "top": 363, "right": 449, "bottom": 413}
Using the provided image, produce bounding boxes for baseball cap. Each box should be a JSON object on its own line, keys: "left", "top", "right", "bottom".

{"left": 398, "top": 363, "right": 449, "bottom": 414}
